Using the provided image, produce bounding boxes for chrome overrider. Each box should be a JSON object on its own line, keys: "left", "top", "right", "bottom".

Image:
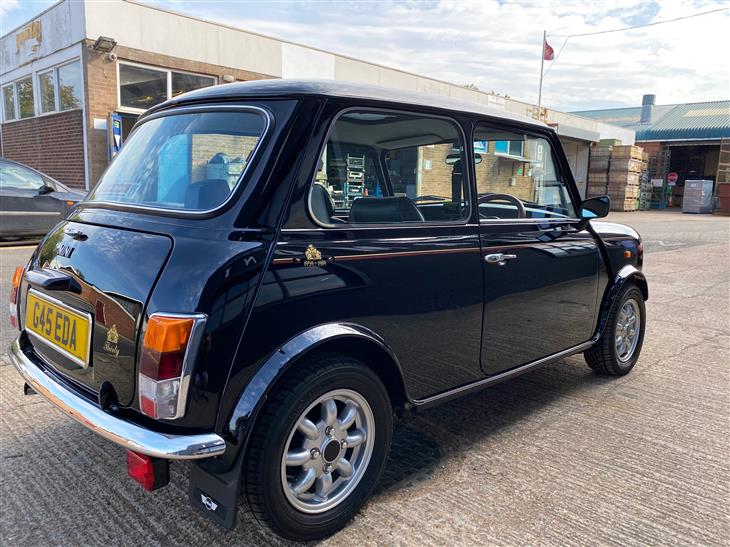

{"left": 8, "top": 337, "right": 226, "bottom": 460}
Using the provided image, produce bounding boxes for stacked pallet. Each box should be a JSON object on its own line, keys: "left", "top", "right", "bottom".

{"left": 647, "top": 148, "right": 671, "bottom": 208}
{"left": 586, "top": 145, "right": 613, "bottom": 198}
{"left": 639, "top": 171, "right": 652, "bottom": 210}
{"left": 607, "top": 145, "right": 645, "bottom": 211}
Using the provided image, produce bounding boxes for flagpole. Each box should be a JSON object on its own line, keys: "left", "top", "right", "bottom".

{"left": 537, "top": 29, "right": 546, "bottom": 116}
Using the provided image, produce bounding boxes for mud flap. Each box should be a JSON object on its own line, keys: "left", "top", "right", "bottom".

{"left": 188, "top": 451, "right": 246, "bottom": 530}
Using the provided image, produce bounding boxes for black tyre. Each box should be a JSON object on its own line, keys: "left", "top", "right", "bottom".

{"left": 585, "top": 283, "right": 646, "bottom": 375}
{"left": 243, "top": 353, "right": 393, "bottom": 541}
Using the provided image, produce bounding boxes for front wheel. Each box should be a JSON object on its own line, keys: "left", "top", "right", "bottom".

{"left": 243, "top": 354, "right": 393, "bottom": 541}
{"left": 585, "top": 283, "right": 646, "bottom": 375}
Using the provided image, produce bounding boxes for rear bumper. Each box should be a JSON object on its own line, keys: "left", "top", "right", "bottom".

{"left": 8, "top": 337, "right": 226, "bottom": 460}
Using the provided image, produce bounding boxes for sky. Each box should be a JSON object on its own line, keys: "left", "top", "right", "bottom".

{"left": 1, "top": 0, "right": 729, "bottom": 111}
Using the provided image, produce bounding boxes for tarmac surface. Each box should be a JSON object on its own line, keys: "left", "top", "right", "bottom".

{"left": 1, "top": 209, "right": 728, "bottom": 545}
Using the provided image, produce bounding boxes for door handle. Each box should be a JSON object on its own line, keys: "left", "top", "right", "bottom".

{"left": 484, "top": 253, "right": 517, "bottom": 266}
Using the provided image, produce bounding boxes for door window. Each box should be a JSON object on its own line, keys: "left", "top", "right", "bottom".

{"left": 474, "top": 124, "right": 576, "bottom": 220}
{"left": 310, "top": 110, "right": 469, "bottom": 225}
{"left": 0, "top": 161, "right": 45, "bottom": 190}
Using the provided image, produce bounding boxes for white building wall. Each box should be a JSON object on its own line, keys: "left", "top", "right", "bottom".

{"left": 83, "top": 0, "right": 283, "bottom": 77}
{"left": 1, "top": 0, "right": 85, "bottom": 77}
{"left": 281, "top": 44, "right": 335, "bottom": 79}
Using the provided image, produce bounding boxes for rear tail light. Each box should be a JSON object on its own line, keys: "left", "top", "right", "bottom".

{"left": 126, "top": 450, "right": 169, "bottom": 491}
{"left": 138, "top": 313, "right": 205, "bottom": 420}
{"left": 9, "top": 266, "right": 24, "bottom": 328}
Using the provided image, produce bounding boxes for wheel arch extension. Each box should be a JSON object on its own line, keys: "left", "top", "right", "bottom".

{"left": 227, "top": 323, "right": 409, "bottom": 442}
{"left": 594, "top": 265, "right": 648, "bottom": 340}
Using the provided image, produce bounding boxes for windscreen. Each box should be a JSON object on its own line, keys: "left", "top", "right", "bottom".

{"left": 88, "top": 110, "right": 267, "bottom": 211}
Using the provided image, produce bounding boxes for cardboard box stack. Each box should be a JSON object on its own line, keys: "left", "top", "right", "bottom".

{"left": 586, "top": 143, "right": 648, "bottom": 212}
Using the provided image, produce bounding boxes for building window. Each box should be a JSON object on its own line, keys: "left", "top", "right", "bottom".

{"left": 57, "top": 61, "right": 82, "bottom": 110}
{"left": 494, "top": 140, "right": 525, "bottom": 158}
{"left": 171, "top": 71, "right": 215, "bottom": 98}
{"left": 118, "top": 62, "right": 216, "bottom": 112}
{"left": 119, "top": 64, "right": 167, "bottom": 110}
{"left": 16, "top": 76, "right": 35, "bottom": 118}
{"left": 2, "top": 85, "right": 15, "bottom": 121}
{"left": 0, "top": 59, "right": 82, "bottom": 122}
{"left": 39, "top": 70, "right": 56, "bottom": 113}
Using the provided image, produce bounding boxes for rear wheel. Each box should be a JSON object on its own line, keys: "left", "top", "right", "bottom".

{"left": 585, "top": 283, "right": 646, "bottom": 375}
{"left": 243, "top": 354, "right": 392, "bottom": 541}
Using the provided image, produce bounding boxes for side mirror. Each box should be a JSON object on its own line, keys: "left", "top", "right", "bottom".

{"left": 580, "top": 195, "right": 610, "bottom": 219}
{"left": 38, "top": 185, "right": 55, "bottom": 195}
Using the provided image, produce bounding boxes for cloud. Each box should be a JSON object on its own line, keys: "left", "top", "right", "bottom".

{"left": 0, "top": 0, "right": 20, "bottom": 18}
{"left": 128, "top": 0, "right": 730, "bottom": 110}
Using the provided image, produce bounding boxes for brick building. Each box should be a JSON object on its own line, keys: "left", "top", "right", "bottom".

{"left": 1, "top": 0, "right": 633, "bottom": 194}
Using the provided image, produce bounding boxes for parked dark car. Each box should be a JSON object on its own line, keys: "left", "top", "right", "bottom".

{"left": 0, "top": 158, "right": 85, "bottom": 241}
{"left": 8, "top": 80, "right": 647, "bottom": 541}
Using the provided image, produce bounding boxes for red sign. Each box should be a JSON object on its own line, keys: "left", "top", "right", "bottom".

{"left": 667, "top": 172, "right": 679, "bottom": 184}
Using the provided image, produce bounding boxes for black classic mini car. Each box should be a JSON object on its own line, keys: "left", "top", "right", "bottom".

{"left": 8, "top": 80, "right": 647, "bottom": 541}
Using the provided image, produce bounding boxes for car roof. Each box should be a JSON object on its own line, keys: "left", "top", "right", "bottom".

{"left": 147, "top": 79, "right": 548, "bottom": 130}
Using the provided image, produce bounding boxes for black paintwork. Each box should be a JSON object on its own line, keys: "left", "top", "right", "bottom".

{"left": 15, "top": 82, "right": 647, "bottom": 457}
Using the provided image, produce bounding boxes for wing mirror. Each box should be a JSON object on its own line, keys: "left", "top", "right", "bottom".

{"left": 580, "top": 195, "right": 610, "bottom": 219}
{"left": 38, "top": 185, "right": 55, "bottom": 195}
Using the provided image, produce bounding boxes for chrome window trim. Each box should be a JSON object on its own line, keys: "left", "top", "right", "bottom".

{"left": 83, "top": 104, "right": 272, "bottom": 217}
{"left": 25, "top": 288, "right": 93, "bottom": 369}
{"left": 478, "top": 216, "right": 582, "bottom": 225}
{"left": 281, "top": 223, "right": 481, "bottom": 233}
{"left": 306, "top": 106, "right": 473, "bottom": 229}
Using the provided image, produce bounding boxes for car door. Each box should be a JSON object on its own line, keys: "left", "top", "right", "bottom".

{"left": 473, "top": 122, "right": 601, "bottom": 375}
{"left": 0, "top": 160, "right": 64, "bottom": 237}
{"left": 252, "top": 106, "right": 485, "bottom": 400}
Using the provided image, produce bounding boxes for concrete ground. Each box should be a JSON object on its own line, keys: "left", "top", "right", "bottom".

{"left": 1, "top": 209, "right": 728, "bottom": 545}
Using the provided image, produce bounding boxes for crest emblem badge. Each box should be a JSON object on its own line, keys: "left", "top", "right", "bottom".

{"left": 107, "top": 324, "right": 119, "bottom": 344}
{"left": 303, "top": 244, "right": 327, "bottom": 267}
{"left": 103, "top": 324, "right": 120, "bottom": 357}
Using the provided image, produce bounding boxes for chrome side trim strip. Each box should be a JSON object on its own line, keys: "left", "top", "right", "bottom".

{"left": 413, "top": 340, "right": 594, "bottom": 408}
{"left": 8, "top": 338, "right": 225, "bottom": 460}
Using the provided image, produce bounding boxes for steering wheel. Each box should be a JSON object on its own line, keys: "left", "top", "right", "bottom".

{"left": 478, "top": 193, "right": 526, "bottom": 219}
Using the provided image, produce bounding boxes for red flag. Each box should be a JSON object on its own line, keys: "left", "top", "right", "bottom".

{"left": 543, "top": 38, "right": 555, "bottom": 61}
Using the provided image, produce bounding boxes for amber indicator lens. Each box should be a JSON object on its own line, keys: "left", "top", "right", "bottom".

{"left": 9, "top": 266, "right": 24, "bottom": 327}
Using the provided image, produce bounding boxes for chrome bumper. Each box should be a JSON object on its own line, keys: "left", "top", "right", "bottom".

{"left": 8, "top": 338, "right": 226, "bottom": 460}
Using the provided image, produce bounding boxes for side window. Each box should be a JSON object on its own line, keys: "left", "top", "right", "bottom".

{"left": 310, "top": 110, "right": 469, "bottom": 225}
{"left": 0, "top": 161, "right": 45, "bottom": 190}
{"left": 474, "top": 124, "right": 576, "bottom": 220}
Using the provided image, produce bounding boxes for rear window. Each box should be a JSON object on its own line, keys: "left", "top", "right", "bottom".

{"left": 89, "top": 109, "right": 267, "bottom": 211}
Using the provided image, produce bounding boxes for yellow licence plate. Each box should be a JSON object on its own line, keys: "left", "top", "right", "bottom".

{"left": 25, "top": 290, "right": 92, "bottom": 367}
